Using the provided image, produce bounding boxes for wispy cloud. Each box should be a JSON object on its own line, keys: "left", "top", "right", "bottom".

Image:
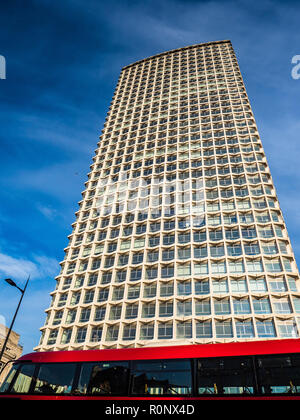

{"left": 0, "top": 252, "right": 59, "bottom": 282}
{"left": 36, "top": 203, "right": 58, "bottom": 220}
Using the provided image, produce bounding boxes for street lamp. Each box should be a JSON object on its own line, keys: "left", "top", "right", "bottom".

{"left": 0, "top": 276, "right": 30, "bottom": 371}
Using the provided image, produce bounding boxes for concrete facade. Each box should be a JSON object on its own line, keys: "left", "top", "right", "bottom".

{"left": 35, "top": 40, "right": 300, "bottom": 352}
{"left": 0, "top": 325, "right": 23, "bottom": 384}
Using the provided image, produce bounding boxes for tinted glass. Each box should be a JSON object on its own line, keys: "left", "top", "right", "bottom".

{"left": 0, "top": 363, "right": 19, "bottom": 393}
{"left": 131, "top": 359, "right": 192, "bottom": 395}
{"left": 197, "top": 357, "right": 255, "bottom": 395}
{"left": 257, "top": 354, "right": 300, "bottom": 394}
{"left": 34, "top": 363, "right": 77, "bottom": 394}
{"left": 11, "top": 363, "right": 36, "bottom": 394}
{"left": 76, "top": 361, "right": 129, "bottom": 395}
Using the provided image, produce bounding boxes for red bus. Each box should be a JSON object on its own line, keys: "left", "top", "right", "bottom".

{"left": 1, "top": 338, "right": 300, "bottom": 400}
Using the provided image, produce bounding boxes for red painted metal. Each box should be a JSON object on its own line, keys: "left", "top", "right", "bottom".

{"left": 2, "top": 339, "right": 300, "bottom": 400}
{"left": 18, "top": 338, "right": 300, "bottom": 364}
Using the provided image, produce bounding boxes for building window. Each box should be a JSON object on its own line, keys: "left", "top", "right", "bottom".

{"left": 246, "top": 259, "right": 263, "bottom": 273}
{"left": 249, "top": 277, "right": 267, "bottom": 292}
{"left": 161, "top": 265, "right": 174, "bottom": 278}
{"left": 160, "top": 282, "right": 174, "bottom": 297}
{"left": 128, "top": 285, "right": 140, "bottom": 299}
{"left": 177, "top": 301, "right": 192, "bottom": 316}
{"left": 196, "top": 321, "right": 212, "bottom": 338}
{"left": 47, "top": 330, "right": 58, "bottom": 345}
{"left": 214, "top": 298, "right": 231, "bottom": 315}
{"left": 256, "top": 319, "right": 276, "bottom": 338}
{"left": 61, "top": 329, "right": 72, "bottom": 344}
{"left": 158, "top": 322, "right": 173, "bottom": 339}
{"left": 194, "top": 280, "right": 209, "bottom": 295}
{"left": 233, "top": 298, "right": 251, "bottom": 314}
{"left": 212, "top": 279, "right": 228, "bottom": 293}
{"left": 123, "top": 324, "right": 136, "bottom": 341}
{"left": 130, "top": 269, "right": 142, "bottom": 281}
{"left": 75, "top": 327, "right": 87, "bottom": 343}
{"left": 116, "top": 270, "right": 127, "bottom": 283}
{"left": 272, "top": 297, "right": 292, "bottom": 314}
{"left": 66, "top": 309, "right": 77, "bottom": 324}
{"left": 215, "top": 320, "right": 233, "bottom": 338}
{"left": 277, "top": 320, "right": 298, "bottom": 338}
{"left": 235, "top": 320, "right": 255, "bottom": 338}
{"left": 112, "top": 287, "right": 124, "bottom": 301}
{"left": 125, "top": 304, "right": 138, "bottom": 319}
{"left": 84, "top": 290, "right": 94, "bottom": 304}
{"left": 159, "top": 301, "right": 173, "bottom": 317}
{"left": 177, "top": 321, "right": 192, "bottom": 338}
{"left": 94, "top": 306, "right": 106, "bottom": 321}
{"left": 140, "top": 323, "right": 154, "bottom": 340}
{"left": 252, "top": 297, "right": 271, "bottom": 314}
{"left": 228, "top": 260, "right": 245, "bottom": 273}
{"left": 106, "top": 325, "right": 119, "bottom": 341}
{"left": 98, "top": 288, "right": 109, "bottom": 302}
{"left": 142, "top": 303, "right": 156, "bottom": 318}
{"left": 109, "top": 305, "right": 122, "bottom": 320}
{"left": 230, "top": 278, "right": 248, "bottom": 293}
{"left": 143, "top": 284, "right": 156, "bottom": 298}
{"left": 80, "top": 308, "right": 91, "bottom": 323}
{"left": 177, "top": 264, "right": 191, "bottom": 277}
{"left": 195, "top": 299, "right": 211, "bottom": 316}
{"left": 90, "top": 327, "right": 103, "bottom": 342}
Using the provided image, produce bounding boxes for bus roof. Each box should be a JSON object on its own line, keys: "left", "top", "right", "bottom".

{"left": 18, "top": 339, "right": 300, "bottom": 364}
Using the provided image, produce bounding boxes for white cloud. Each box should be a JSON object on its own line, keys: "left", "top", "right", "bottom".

{"left": 36, "top": 203, "right": 58, "bottom": 220}
{"left": 0, "top": 252, "right": 59, "bottom": 282}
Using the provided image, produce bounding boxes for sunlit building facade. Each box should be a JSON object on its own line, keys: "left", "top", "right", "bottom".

{"left": 36, "top": 40, "right": 300, "bottom": 351}
{"left": 0, "top": 325, "right": 23, "bottom": 384}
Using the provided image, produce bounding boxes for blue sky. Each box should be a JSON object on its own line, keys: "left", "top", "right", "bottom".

{"left": 0, "top": 0, "right": 300, "bottom": 354}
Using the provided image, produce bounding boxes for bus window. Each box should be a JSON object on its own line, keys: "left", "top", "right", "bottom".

{"left": 0, "top": 363, "right": 19, "bottom": 393}
{"left": 257, "top": 355, "right": 300, "bottom": 394}
{"left": 10, "top": 363, "right": 36, "bottom": 394}
{"left": 197, "top": 357, "right": 255, "bottom": 395}
{"left": 34, "top": 363, "right": 77, "bottom": 395}
{"left": 131, "top": 359, "right": 192, "bottom": 396}
{"left": 76, "top": 361, "right": 129, "bottom": 395}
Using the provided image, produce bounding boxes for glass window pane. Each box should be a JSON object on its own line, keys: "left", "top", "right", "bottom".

{"left": 196, "top": 321, "right": 212, "bottom": 338}
{"left": 215, "top": 320, "right": 233, "bottom": 337}
{"left": 197, "top": 357, "right": 255, "bottom": 395}
{"left": 236, "top": 320, "right": 255, "bottom": 338}
{"left": 0, "top": 363, "right": 19, "bottom": 393}
{"left": 195, "top": 280, "right": 209, "bottom": 294}
{"left": 131, "top": 359, "right": 192, "bottom": 395}
{"left": 257, "top": 355, "right": 300, "bottom": 394}
{"left": 256, "top": 319, "right": 276, "bottom": 338}
{"left": 9, "top": 364, "right": 36, "bottom": 394}
{"left": 34, "top": 363, "right": 77, "bottom": 395}
{"left": 77, "top": 361, "right": 129, "bottom": 395}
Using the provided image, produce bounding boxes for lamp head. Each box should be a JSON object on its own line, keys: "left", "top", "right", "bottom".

{"left": 5, "top": 278, "right": 17, "bottom": 288}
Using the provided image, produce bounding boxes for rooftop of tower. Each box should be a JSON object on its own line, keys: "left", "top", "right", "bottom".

{"left": 122, "top": 39, "right": 232, "bottom": 70}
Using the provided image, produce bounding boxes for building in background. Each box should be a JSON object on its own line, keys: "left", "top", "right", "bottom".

{"left": 0, "top": 325, "right": 23, "bottom": 384}
{"left": 36, "top": 40, "right": 300, "bottom": 351}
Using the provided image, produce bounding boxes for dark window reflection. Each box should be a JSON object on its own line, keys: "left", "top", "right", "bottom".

{"left": 77, "top": 362, "right": 129, "bottom": 395}
{"left": 34, "top": 363, "right": 77, "bottom": 394}
{"left": 131, "top": 359, "right": 192, "bottom": 395}
{"left": 257, "top": 355, "right": 300, "bottom": 394}
{"left": 197, "top": 357, "right": 255, "bottom": 395}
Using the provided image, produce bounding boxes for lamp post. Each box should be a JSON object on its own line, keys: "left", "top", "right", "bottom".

{"left": 0, "top": 276, "right": 30, "bottom": 370}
